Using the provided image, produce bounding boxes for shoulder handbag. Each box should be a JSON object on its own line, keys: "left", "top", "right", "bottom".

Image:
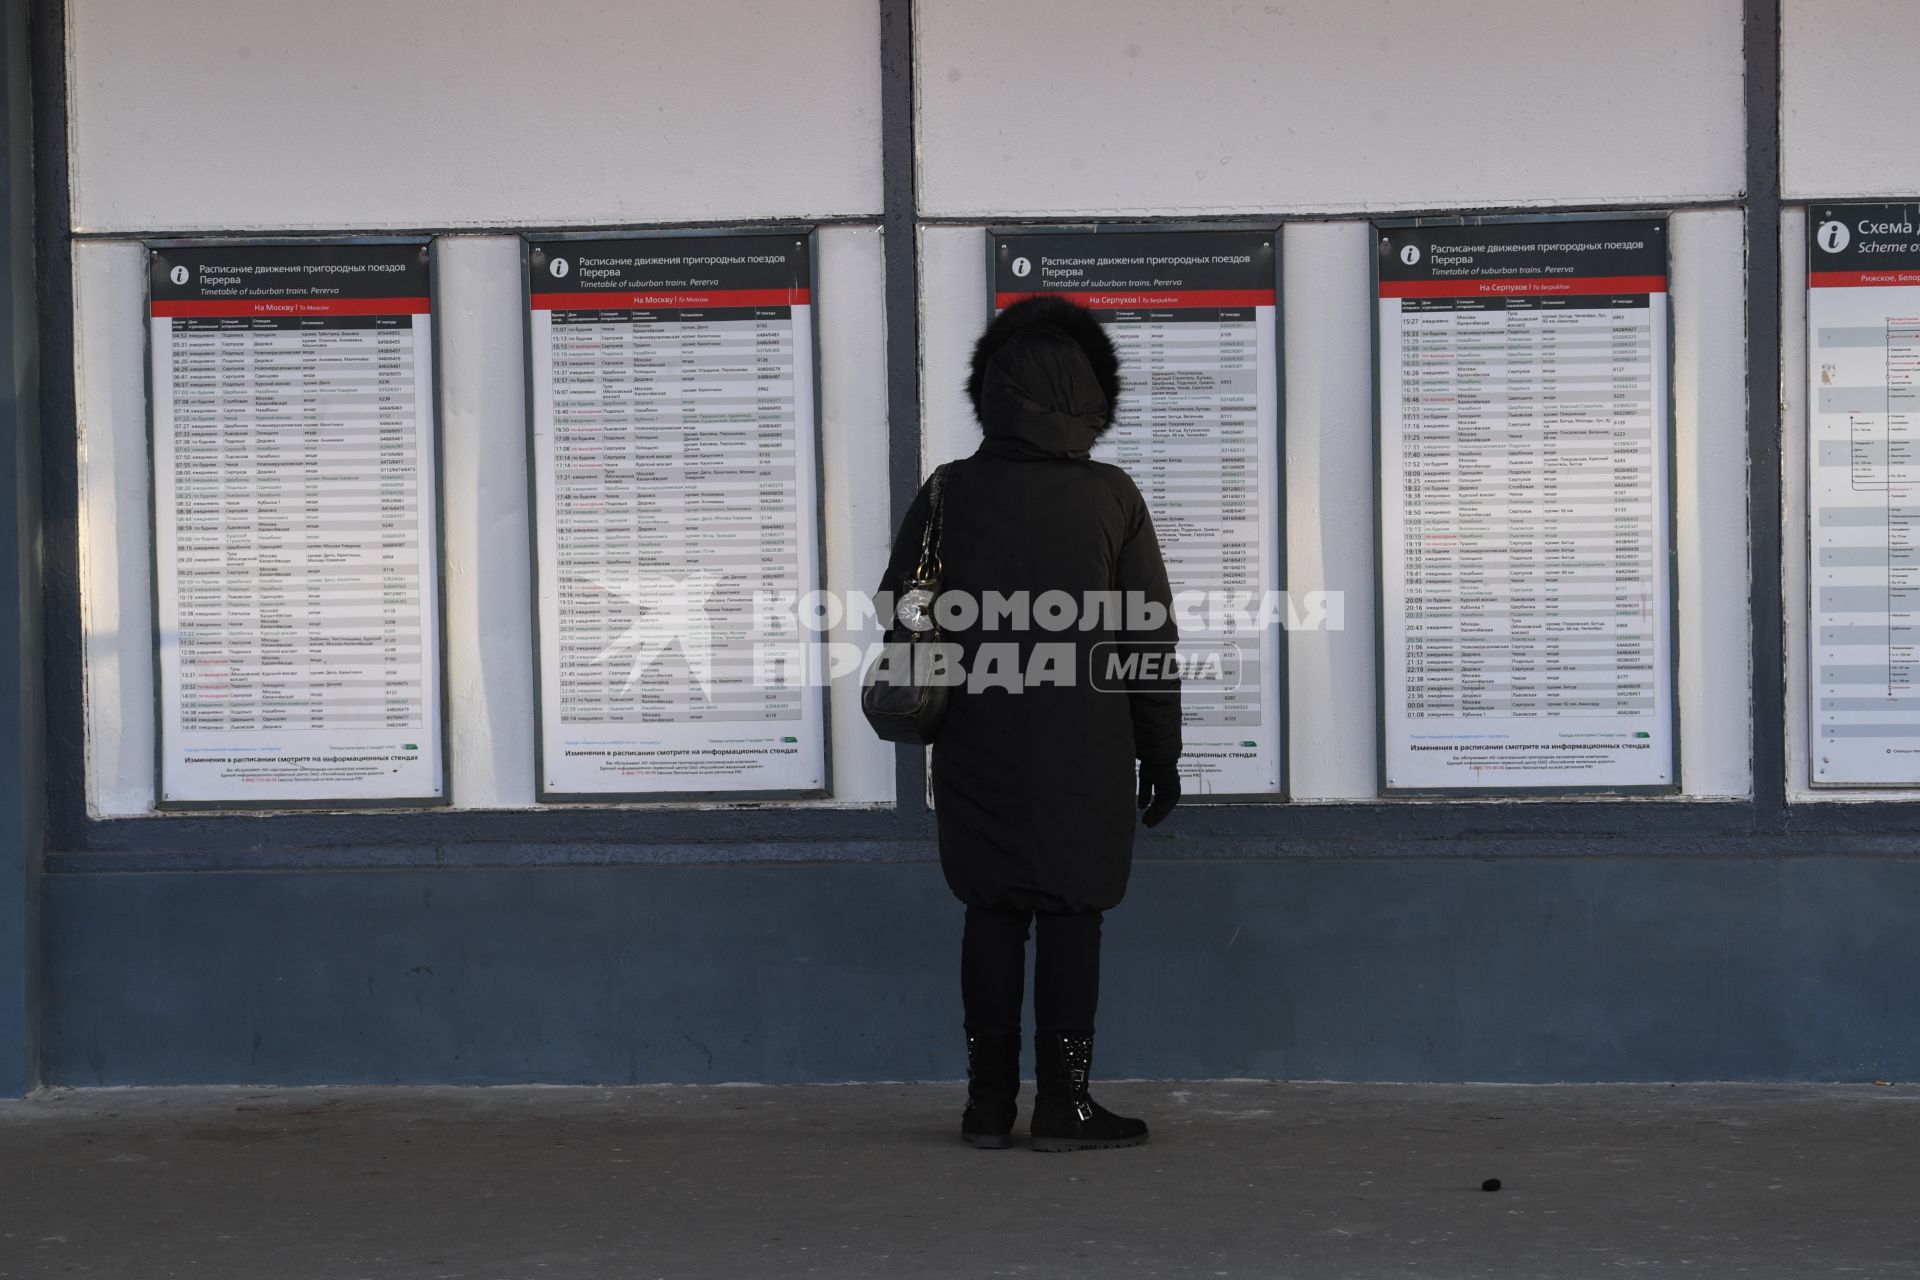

{"left": 861, "top": 464, "right": 954, "bottom": 744}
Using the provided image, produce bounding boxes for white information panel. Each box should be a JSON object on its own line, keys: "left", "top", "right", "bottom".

{"left": 991, "top": 229, "right": 1284, "bottom": 797}
{"left": 1375, "top": 218, "right": 1677, "bottom": 794}
{"left": 149, "top": 242, "right": 445, "bottom": 806}
{"left": 1806, "top": 203, "right": 1920, "bottom": 786}
{"left": 526, "top": 233, "right": 826, "bottom": 799}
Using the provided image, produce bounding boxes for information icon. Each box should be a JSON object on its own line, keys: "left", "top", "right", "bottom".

{"left": 1011, "top": 256, "right": 1031, "bottom": 278}
{"left": 169, "top": 265, "right": 189, "bottom": 286}
{"left": 1399, "top": 244, "right": 1421, "bottom": 266}
{"left": 1817, "top": 221, "right": 1850, "bottom": 254}
{"left": 549, "top": 257, "right": 571, "bottom": 279}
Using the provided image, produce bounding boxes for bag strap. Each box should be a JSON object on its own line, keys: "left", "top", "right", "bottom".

{"left": 913, "top": 463, "right": 949, "bottom": 580}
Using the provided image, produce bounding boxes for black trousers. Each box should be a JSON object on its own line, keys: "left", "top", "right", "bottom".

{"left": 961, "top": 904, "right": 1103, "bottom": 1038}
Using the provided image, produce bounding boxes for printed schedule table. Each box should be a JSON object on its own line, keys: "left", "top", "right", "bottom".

{"left": 545, "top": 306, "right": 803, "bottom": 724}
{"left": 1376, "top": 219, "right": 1676, "bottom": 793}
{"left": 992, "top": 229, "right": 1283, "bottom": 796}
{"left": 1099, "top": 307, "right": 1264, "bottom": 734}
{"left": 150, "top": 242, "right": 444, "bottom": 806}
{"left": 527, "top": 234, "right": 826, "bottom": 799}
{"left": 1806, "top": 203, "right": 1920, "bottom": 785}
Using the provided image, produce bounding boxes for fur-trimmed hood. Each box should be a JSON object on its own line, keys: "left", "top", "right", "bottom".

{"left": 966, "top": 296, "right": 1121, "bottom": 459}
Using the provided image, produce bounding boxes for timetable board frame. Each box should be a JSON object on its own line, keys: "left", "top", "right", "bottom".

{"left": 1370, "top": 212, "right": 1681, "bottom": 798}
{"left": 985, "top": 223, "right": 1289, "bottom": 802}
{"left": 145, "top": 236, "right": 451, "bottom": 810}
{"left": 521, "top": 226, "right": 831, "bottom": 804}
{"left": 1803, "top": 201, "right": 1920, "bottom": 787}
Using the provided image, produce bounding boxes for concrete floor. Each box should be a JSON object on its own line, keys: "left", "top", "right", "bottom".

{"left": 1, "top": 1082, "right": 1917, "bottom": 1278}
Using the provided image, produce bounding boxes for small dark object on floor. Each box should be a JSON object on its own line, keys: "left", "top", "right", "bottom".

{"left": 1482, "top": 1177, "right": 1502, "bottom": 1192}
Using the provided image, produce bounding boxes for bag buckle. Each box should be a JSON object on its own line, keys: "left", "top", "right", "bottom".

{"left": 895, "top": 582, "right": 938, "bottom": 632}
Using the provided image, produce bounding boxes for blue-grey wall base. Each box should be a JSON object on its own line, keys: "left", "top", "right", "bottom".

{"left": 43, "top": 857, "right": 1920, "bottom": 1086}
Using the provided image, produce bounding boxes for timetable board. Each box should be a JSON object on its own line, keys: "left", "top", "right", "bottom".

{"left": 1375, "top": 218, "right": 1677, "bottom": 794}
{"left": 990, "top": 228, "right": 1284, "bottom": 797}
{"left": 1806, "top": 203, "right": 1920, "bottom": 786}
{"left": 526, "top": 232, "right": 826, "bottom": 799}
{"left": 149, "top": 241, "right": 445, "bottom": 806}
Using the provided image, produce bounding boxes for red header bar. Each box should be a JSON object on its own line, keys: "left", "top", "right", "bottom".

{"left": 1809, "top": 270, "right": 1920, "bottom": 289}
{"left": 150, "top": 297, "right": 430, "bottom": 318}
{"left": 1378, "top": 275, "right": 1668, "bottom": 299}
{"left": 532, "top": 288, "right": 810, "bottom": 311}
{"left": 995, "top": 289, "right": 1275, "bottom": 309}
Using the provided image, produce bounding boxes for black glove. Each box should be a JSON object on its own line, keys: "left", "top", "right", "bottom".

{"left": 1137, "top": 761, "right": 1181, "bottom": 828}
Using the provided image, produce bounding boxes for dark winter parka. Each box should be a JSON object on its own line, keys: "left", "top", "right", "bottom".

{"left": 878, "top": 297, "right": 1181, "bottom": 913}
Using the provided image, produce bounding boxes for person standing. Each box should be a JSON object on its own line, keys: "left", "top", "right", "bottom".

{"left": 876, "top": 296, "right": 1182, "bottom": 1151}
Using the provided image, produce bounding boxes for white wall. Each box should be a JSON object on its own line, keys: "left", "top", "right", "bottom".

{"left": 69, "top": 0, "right": 893, "bottom": 816}
{"left": 1670, "top": 209, "right": 1753, "bottom": 798}
{"left": 436, "top": 237, "right": 537, "bottom": 808}
{"left": 1279, "top": 222, "right": 1377, "bottom": 799}
{"left": 812, "top": 227, "right": 901, "bottom": 806}
{"left": 916, "top": 214, "right": 1754, "bottom": 800}
{"left": 75, "top": 228, "right": 897, "bottom": 815}
{"left": 1782, "top": 0, "right": 1920, "bottom": 200}
{"left": 71, "top": 0, "right": 1765, "bottom": 813}
{"left": 917, "top": 226, "right": 988, "bottom": 473}
{"left": 67, "top": 0, "right": 883, "bottom": 232}
{"left": 916, "top": 0, "right": 1746, "bottom": 219}
{"left": 72, "top": 240, "right": 149, "bottom": 818}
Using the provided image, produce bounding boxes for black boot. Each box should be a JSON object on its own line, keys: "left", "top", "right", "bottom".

{"left": 1029, "top": 1032, "right": 1148, "bottom": 1152}
{"left": 961, "top": 1031, "right": 1020, "bottom": 1148}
